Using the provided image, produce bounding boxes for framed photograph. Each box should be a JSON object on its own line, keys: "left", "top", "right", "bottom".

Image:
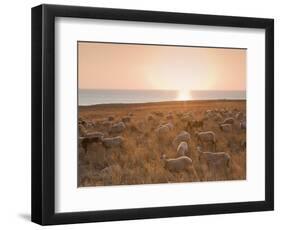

{"left": 31, "top": 4, "right": 274, "bottom": 225}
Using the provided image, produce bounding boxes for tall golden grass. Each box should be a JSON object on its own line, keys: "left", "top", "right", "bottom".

{"left": 78, "top": 100, "right": 246, "bottom": 187}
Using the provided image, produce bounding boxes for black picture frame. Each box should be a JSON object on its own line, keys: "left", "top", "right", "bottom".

{"left": 31, "top": 4, "right": 274, "bottom": 225}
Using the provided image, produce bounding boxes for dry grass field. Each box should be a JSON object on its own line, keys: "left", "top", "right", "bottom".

{"left": 78, "top": 100, "right": 246, "bottom": 187}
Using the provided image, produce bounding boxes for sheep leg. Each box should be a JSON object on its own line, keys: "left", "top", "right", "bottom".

{"left": 192, "top": 166, "right": 200, "bottom": 181}
{"left": 224, "top": 159, "right": 231, "bottom": 177}
{"left": 213, "top": 141, "right": 216, "bottom": 152}
{"left": 208, "top": 164, "right": 218, "bottom": 181}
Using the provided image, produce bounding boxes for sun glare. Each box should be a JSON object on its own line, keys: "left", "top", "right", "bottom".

{"left": 177, "top": 89, "right": 192, "bottom": 101}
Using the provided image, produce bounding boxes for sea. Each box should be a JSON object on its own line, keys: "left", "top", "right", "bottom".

{"left": 79, "top": 89, "right": 246, "bottom": 106}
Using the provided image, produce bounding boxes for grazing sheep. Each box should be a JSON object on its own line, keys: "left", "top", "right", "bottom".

{"left": 102, "top": 136, "right": 124, "bottom": 148}
{"left": 197, "top": 147, "right": 230, "bottom": 169}
{"left": 213, "top": 113, "right": 223, "bottom": 122}
{"left": 78, "top": 118, "right": 89, "bottom": 127}
{"left": 79, "top": 132, "right": 105, "bottom": 154}
{"left": 205, "top": 109, "right": 213, "bottom": 115}
{"left": 220, "top": 117, "right": 235, "bottom": 125}
{"left": 205, "top": 110, "right": 216, "bottom": 119}
{"left": 78, "top": 117, "right": 84, "bottom": 124}
{"left": 122, "top": 116, "right": 131, "bottom": 123}
{"left": 219, "top": 124, "right": 232, "bottom": 132}
{"left": 177, "top": 141, "right": 189, "bottom": 156}
{"left": 85, "top": 120, "right": 95, "bottom": 129}
{"left": 110, "top": 122, "right": 126, "bottom": 134}
{"left": 220, "top": 111, "right": 228, "bottom": 118}
{"left": 181, "top": 113, "right": 194, "bottom": 122}
{"left": 235, "top": 112, "right": 244, "bottom": 121}
{"left": 83, "top": 121, "right": 95, "bottom": 129}
{"left": 195, "top": 131, "right": 216, "bottom": 151}
{"left": 86, "top": 131, "right": 104, "bottom": 141}
{"left": 79, "top": 124, "right": 87, "bottom": 137}
{"left": 156, "top": 123, "right": 173, "bottom": 137}
{"left": 162, "top": 154, "right": 193, "bottom": 172}
{"left": 102, "top": 120, "right": 112, "bottom": 128}
{"left": 173, "top": 131, "right": 191, "bottom": 147}
{"left": 240, "top": 120, "right": 246, "bottom": 130}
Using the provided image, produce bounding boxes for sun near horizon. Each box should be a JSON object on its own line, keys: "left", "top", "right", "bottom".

{"left": 78, "top": 42, "right": 246, "bottom": 101}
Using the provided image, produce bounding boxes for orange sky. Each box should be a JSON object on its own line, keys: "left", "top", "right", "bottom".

{"left": 78, "top": 42, "right": 246, "bottom": 91}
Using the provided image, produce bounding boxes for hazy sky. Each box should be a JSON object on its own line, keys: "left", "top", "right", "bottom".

{"left": 78, "top": 42, "right": 246, "bottom": 91}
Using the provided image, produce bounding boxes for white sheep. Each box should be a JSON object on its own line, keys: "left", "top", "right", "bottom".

{"left": 177, "top": 141, "right": 189, "bottom": 156}
{"left": 110, "top": 121, "right": 126, "bottom": 133}
{"left": 79, "top": 119, "right": 93, "bottom": 129}
{"left": 102, "top": 120, "right": 112, "bottom": 128}
{"left": 155, "top": 124, "right": 171, "bottom": 137}
{"left": 195, "top": 131, "right": 216, "bottom": 151}
{"left": 162, "top": 154, "right": 193, "bottom": 172}
{"left": 86, "top": 131, "right": 104, "bottom": 141}
{"left": 205, "top": 109, "right": 213, "bottom": 115}
{"left": 87, "top": 121, "right": 96, "bottom": 128}
{"left": 102, "top": 136, "right": 124, "bottom": 148}
{"left": 173, "top": 130, "right": 191, "bottom": 147}
{"left": 205, "top": 110, "right": 214, "bottom": 119}
{"left": 220, "top": 117, "right": 235, "bottom": 125}
{"left": 219, "top": 124, "right": 232, "bottom": 132}
{"left": 213, "top": 113, "right": 223, "bottom": 122}
{"left": 197, "top": 147, "right": 230, "bottom": 169}
{"left": 181, "top": 113, "right": 194, "bottom": 122}
{"left": 79, "top": 132, "right": 105, "bottom": 154}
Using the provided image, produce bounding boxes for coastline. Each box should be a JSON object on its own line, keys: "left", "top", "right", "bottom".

{"left": 79, "top": 99, "right": 246, "bottom": 110}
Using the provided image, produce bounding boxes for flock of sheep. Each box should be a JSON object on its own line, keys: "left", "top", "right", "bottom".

{"left": 78, "top": 104, "right": 246, "bottom": 186}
